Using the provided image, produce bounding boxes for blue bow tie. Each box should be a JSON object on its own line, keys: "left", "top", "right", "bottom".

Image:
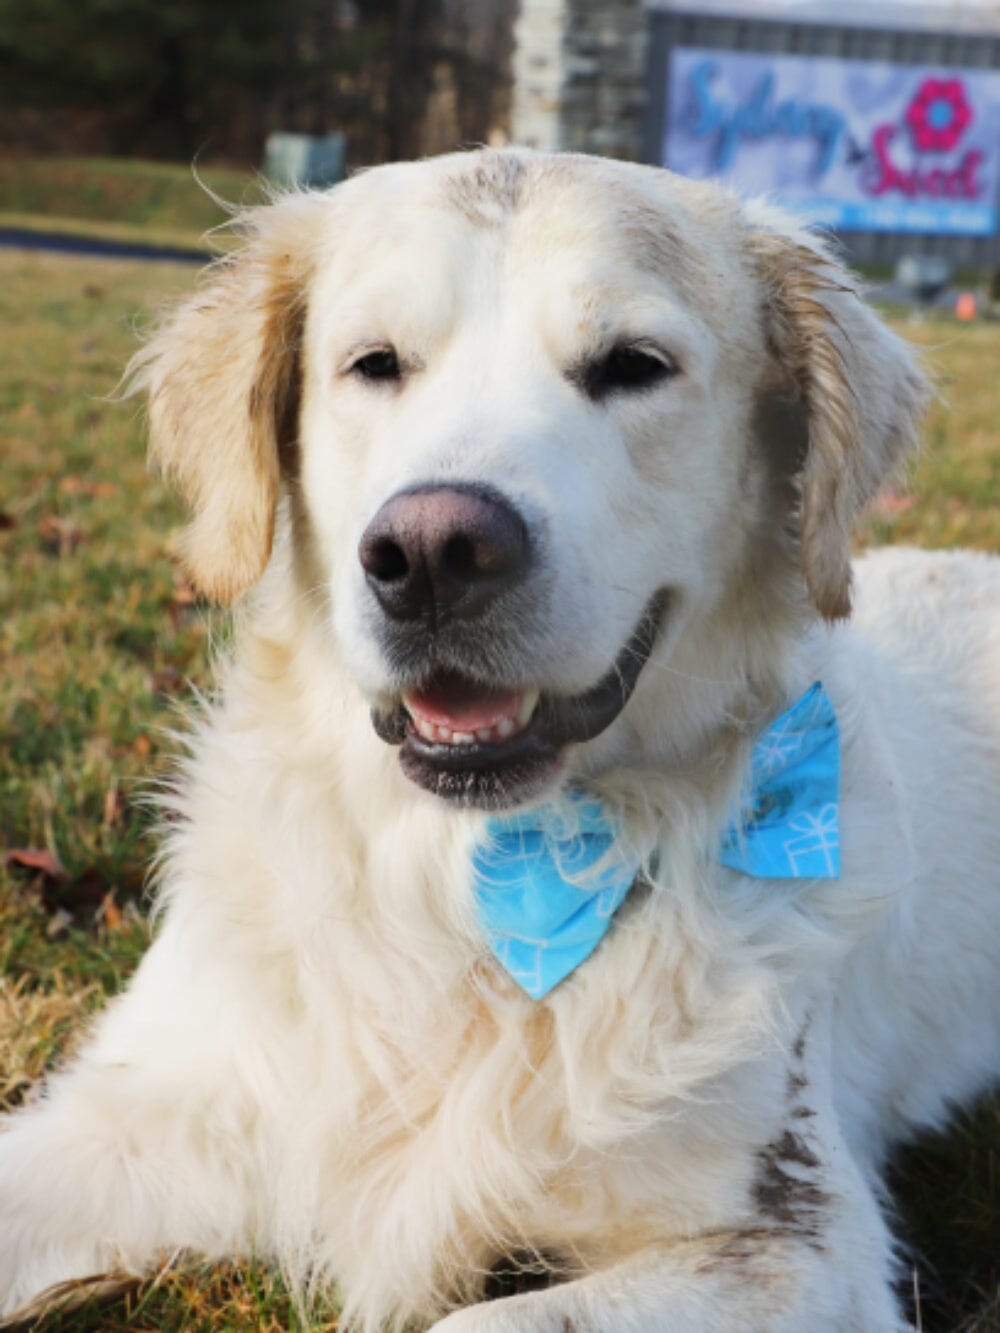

{"left": 473, "top": 682, "right": 840, "bottom": 1000}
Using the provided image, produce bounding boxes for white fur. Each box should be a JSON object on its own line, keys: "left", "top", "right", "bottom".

{"left": 1, "top": 151, "right": 997, "bottom": 1332}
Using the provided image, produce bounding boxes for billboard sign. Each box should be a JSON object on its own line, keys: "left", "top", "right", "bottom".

{"left": 663, "top": 48, "right": 1000, "bottom": 235}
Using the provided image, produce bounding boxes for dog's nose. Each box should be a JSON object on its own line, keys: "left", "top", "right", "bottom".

{"left": 358, "top": 485, "right": 531, "bottom": 622}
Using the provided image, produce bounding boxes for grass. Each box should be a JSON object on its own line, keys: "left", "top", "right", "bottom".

{"left": 864, "top": 315, "right": 1000, "bottom": 552}
{"left": 0, "top": 157, "right": 262, "bottom": 250}
{"left": 1, "top": 249, "right": 998, "bottom": 1331}
{"left": 19, "top": 1263, "right": 339, "bottom": 1333}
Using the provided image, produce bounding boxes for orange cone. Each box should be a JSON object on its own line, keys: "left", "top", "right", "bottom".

{"left": 955, "top": 291, "right": 977, "bottom": 321}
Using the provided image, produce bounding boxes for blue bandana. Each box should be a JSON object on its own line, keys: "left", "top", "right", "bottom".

{"left": 472, "top": 682, "right": 839, "bottom": 1000}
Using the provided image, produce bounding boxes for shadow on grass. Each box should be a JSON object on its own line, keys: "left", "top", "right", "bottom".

{"left": 892, "top": 1095, "right": 1000, "bottom": 1332}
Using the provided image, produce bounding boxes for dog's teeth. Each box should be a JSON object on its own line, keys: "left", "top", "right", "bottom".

{"left": 517, "top": 689, "right": 540, "bottom": 725}
{"left": 405, "top": 691, "right": 540, "bottom": 748}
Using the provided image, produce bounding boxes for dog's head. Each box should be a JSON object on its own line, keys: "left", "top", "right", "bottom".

{"left": 131, "top": 150, "right": 927, "bottom": 810}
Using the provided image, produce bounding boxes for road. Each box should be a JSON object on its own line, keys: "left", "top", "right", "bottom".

{"left": 0, "top": 227, "right": 205, "bottom": 264}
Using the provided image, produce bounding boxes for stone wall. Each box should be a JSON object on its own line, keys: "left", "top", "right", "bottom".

{"left": 510, "top": 0, "right": 649, "bottom": 159}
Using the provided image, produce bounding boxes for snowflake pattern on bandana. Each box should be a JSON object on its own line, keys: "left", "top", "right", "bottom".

{"left": 473, "top": 682, "right": 840, "bottom": 1000}
{"left": 718, "top": 681, "right": 840, "bottom": 879}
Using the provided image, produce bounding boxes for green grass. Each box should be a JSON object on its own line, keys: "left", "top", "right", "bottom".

{"left": 863, "top": 316, "right": 1000, "bottom": 553}
{"left": 0, "top": 156, "right": 263, "bottom": 249}
{"left": 0, "top": 211, "right": 214, "bottom": 256}
{"left": 24, "top": 1262, "right": 339, "bottom": 1332}
{"left": 1, "top": 252, "right": 998, "bottom": 1330}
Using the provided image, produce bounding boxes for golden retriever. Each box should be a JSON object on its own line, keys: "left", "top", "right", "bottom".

{"left": 2, "top": 149, "right": 999, "bottom": 1332}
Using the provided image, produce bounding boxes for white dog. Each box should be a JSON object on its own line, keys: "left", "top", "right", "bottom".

{"left": 1, "top": 149, "right": 998, "bottom": 1332}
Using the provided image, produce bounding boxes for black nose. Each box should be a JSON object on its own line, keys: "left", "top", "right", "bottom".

{"left": 358, "top": 484, "right": 531, "bottom": 623}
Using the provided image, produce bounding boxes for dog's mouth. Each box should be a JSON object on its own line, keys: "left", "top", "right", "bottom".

{"left": 371, "top": 590, "right": 670, "bottom": 808}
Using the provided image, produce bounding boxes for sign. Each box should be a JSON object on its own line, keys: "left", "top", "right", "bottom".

{"left": 264, "top": 132, "right": 346, "bottom": 190}
{"left": 663, "top": 48, "right": 1000, "bottom": 235}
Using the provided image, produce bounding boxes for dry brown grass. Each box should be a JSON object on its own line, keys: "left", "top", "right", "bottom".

{"left": 0, "top": 974, "right": 102, "bottom": 1109}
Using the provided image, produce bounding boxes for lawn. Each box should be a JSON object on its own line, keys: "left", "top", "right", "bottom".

{"left": 0, "top": 247, "right": 998, "bottom": 1331}
{"left": 0, "top": 157, "right": 261, "bottom": 251}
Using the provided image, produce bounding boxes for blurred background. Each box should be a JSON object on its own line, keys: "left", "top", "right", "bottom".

{"left": 2, "top": 0, "right": 1000, "bottom": 296}
{"left": 0, "top": 2, "right": 998, "bottom": 1331}
{"left": 0, "top": 0, "right": 516, "bottom": 167}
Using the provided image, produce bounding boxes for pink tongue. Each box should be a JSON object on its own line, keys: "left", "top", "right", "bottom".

{"left": 406, "top": 680, "right": 523, "bottom": 732}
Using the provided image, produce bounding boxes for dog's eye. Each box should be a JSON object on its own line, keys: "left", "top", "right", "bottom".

{"left": 351, "top": 349, "right": 401, "bottom": 382}
{"left": 585, "top": 345, "right": 678, "bottom": 400}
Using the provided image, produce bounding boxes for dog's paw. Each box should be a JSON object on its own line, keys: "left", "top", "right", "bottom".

{"left": 429, "top": 1291, "right": 598, "bottom": 1333}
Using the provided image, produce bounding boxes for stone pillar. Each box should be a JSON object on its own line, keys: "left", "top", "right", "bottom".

{"left": 510, "top": 0, "right": 569, "bottom": 152}
{"left": 510, "top": 0, "right": 649, "bottom": 160}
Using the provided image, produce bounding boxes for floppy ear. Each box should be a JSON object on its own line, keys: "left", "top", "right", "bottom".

{"left": 747, "top": 211, "right": 930, "bottom": 619}
{"left": 127, "top": 197, "right": 322, "bottom": 602}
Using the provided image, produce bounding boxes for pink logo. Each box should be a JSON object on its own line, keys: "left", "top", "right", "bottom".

{"left": 860, "top": 76, "right": 983, "bottom": 201}
{"left": 906, "top": 78, "right": 972, "bottom": 153}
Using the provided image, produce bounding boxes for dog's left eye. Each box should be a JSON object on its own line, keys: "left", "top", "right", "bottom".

{"left": 584, "top": 345, "right": 678, "bottom": 400}
{"left": 351, "top": 349, "right": 401, "bottom": 382}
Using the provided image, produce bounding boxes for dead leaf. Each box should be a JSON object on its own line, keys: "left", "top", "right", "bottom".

{"left": 133, "top": 734, "right": 152, "bottom": 758}
{"left": 47, "top": 866, "right": 107, "bottom": 917}
{"left": 45, "top": 908, "right": 73, "bottom": 939}
{"left": 37, "top": 514, "right": 86, "bottom": 555}
{"left": 171, "top": 576, "right": 198, "bottom": 607}
{"left": 4, "top": 851, "right": 117, "bottom": 922}
{"left": 168, "top": 574, "right": 201, "bottom": 630}
{"left": 58, "top": 476, "right": 117, "bottom": 498}
{"left": 102, "top": 783, "right": 125, "bottom": 829}
{"left": 3, "top": 848, "right": 66, "bottom": 881}
{"left": 0, "top": 1272, "right": 142, "bottom": 1328}
{"left": 872, "top": 488, "right": 916, "bottom": 518}
{"left": 149, "top": 667, "right": 183, "bottom": 696}
{"left": 99, "top": 892, "right": 123, "bottom": 931}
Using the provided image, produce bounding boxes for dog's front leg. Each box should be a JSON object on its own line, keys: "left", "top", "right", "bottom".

{"left": 0, "top": 917, "right": 266, "bottom": 1318}
{"left": 432, "top": 1006, "right": 908, "bottom": 1333}
{"left": 429, "top": 1200, "right": 908, "bottom": 1333}
{"left": 430, "top": 1147, "right": 907, "bottom": 1333}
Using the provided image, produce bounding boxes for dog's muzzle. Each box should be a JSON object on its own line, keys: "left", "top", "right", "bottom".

{"left": 370, "top": 589, "right": 671, "bottom": 809}
{"left": 358, "top": 482, "right": 669, "bottom": 808}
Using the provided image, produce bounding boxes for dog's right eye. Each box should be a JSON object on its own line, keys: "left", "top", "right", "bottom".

{"left": 351, "top": 349, "right": 401, "bottom": 382}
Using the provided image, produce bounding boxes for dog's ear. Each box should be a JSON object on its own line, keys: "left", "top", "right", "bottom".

{"left": 126, "top": 197, "right": 321, "bottom": 603}
{"left": 747, "top": 211, "right": 929, "bottom": 620}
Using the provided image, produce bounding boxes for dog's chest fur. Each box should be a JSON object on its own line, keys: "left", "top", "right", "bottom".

{"left": 168, "top": 674, "right": 818, "bottom": 1322}
{"left": 298, "top": 936, "right": 797, "bottom": 1323}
